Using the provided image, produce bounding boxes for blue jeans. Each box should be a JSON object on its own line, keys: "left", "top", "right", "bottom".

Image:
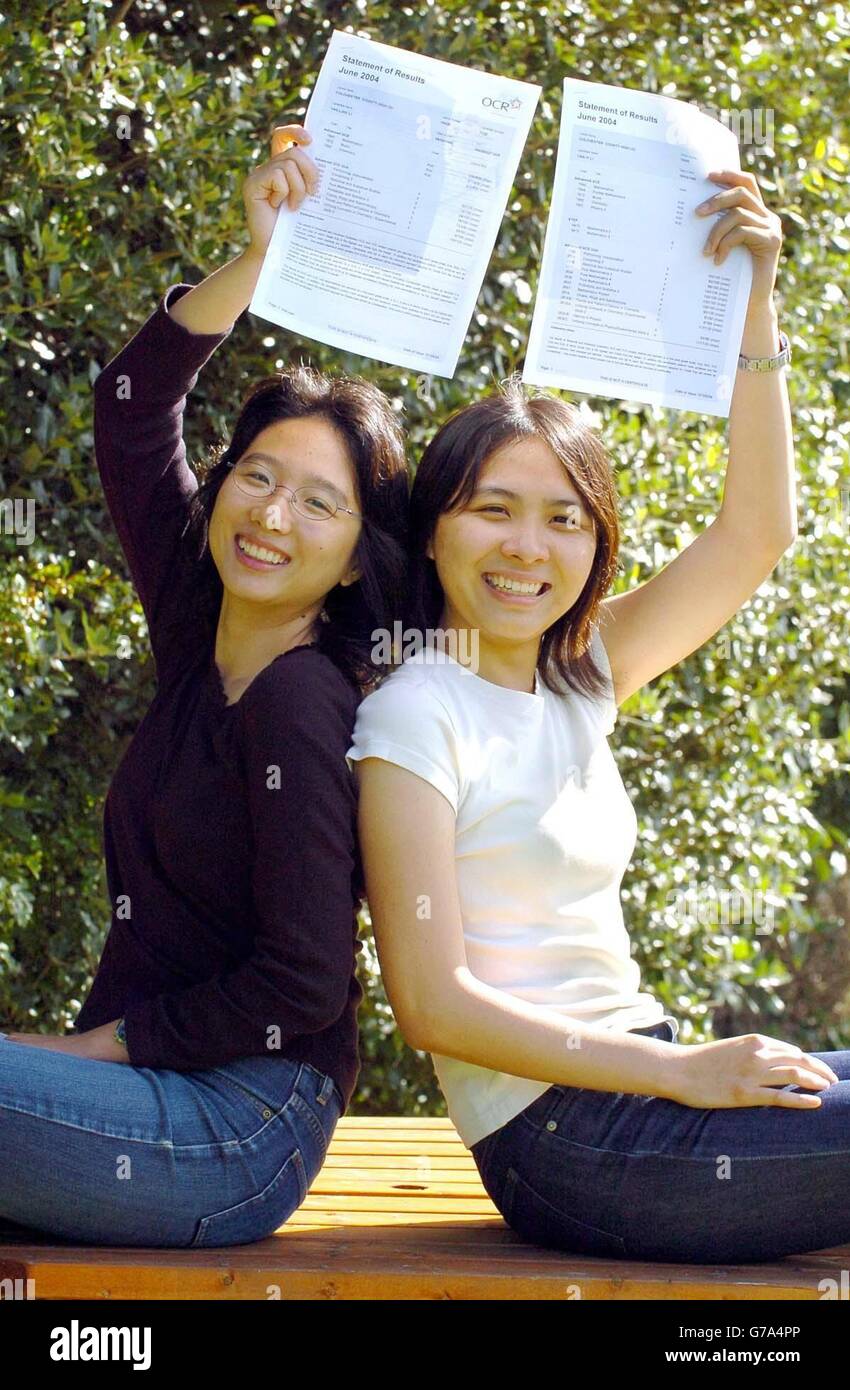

{"left": 470, "top": 1020, "right": 850, "bottom": 1265}
{"left": 0, "top": 1040, "right": 343, "bottom": 1248}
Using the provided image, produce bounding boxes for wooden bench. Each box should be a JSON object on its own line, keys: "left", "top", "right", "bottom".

{"left": 1, "top": 1116, "right": 848, "bottom": 1300}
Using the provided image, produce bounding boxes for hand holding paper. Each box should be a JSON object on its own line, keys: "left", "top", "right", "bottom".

{"left": 695, "top": 168, "right": 783, "bottom": 305}
{"left": 247, "top": 57, "right": 782, "bottom": 415}
{"left": 243, "top": 124, "right": 320, "bottom": 257}
{"left": 249, "top": 31, "right": 540, "bottom": 377}
{"left": 522, "top": 79, "right": 759, "bottom": 416}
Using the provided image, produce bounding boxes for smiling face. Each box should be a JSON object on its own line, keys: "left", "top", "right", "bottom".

{"left": 208, "top": 414, "right": 363, "bottom": 621}
{"left": 426, "top": 434, "right": 598, "bottom": 656}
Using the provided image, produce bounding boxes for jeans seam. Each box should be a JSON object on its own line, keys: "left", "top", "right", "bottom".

{"left": 189, "top": 1145, "right": 308, "bottom": 1248}
{"left": 0, "top": 1096, "right": 294, "bottom": 1153}
{"left": 289, "top": 1088, "right": 331, "bottom": 1162}
{"left": 502, "top": 1164, "right": 629, "bottom": 1252}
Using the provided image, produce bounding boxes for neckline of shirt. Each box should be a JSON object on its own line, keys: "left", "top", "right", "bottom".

{"left": 206, "top": 642, "right": 319, "bottom": 711}
{"left": 404, "top": 646, "right": 546, "bottom": 708}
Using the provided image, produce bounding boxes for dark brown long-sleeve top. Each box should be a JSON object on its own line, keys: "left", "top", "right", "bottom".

{"left": 73, "top": 283, "right": 365, "bottom": 1108}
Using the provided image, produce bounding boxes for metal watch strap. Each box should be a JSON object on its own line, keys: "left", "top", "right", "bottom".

{"left": 737, "top": 329, "right": 791, "bottom": 373}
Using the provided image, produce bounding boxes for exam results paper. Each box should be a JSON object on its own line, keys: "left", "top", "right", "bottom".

{"left": 249, "top": 31, "right": 540, "bottom": 377}
{"left": 523, "top": 79, "right": 754, "bottom": 417}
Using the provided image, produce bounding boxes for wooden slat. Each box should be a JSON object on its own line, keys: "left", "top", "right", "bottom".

{"left": 328, "top": 1129, "right": 467, "bottom": 1144}
{"left": 286, "top": 1210, "right": 506, "bottom": 1227}
{"left": 309, "top": 1177, "right": 486, "bottom": 1195}
{"left": 316, "top": 1142, "right": 471, "bottom": 1156}
{"left": 2, "top": 1115, "right": 849, "bottom": 1301}
{"left": 322, "top": 1153, "right": 474, "bottom": 1170}
{"left": 298, "top": 1193, "right": 493, "bottom": 1212}
{"left": 334, "top": 1116, "right": 457, "bottom": 1126}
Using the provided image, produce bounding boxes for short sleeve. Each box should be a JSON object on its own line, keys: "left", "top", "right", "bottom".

{"left": 346, "top": 673, "right": 462, "bottom": 815}
{"left": 588, "top": 623, "right": 618, "bottom": 737}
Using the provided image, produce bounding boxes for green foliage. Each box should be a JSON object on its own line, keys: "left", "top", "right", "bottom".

{"left": 1, "top": 0, "right": 848, "bottom": 1112}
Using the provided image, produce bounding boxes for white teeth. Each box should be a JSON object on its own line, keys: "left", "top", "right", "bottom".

{"left": 484, "top": 573, "right": 545, "bottom": 596}
{"left": 237, "top": 537, "right": 288, "bottom": 565}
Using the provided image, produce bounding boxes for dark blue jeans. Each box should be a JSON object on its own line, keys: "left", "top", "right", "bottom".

{"left": 0, "top": 1041, "right": 342, "bottom": 1248}
{"left": 470, "top": 1020, "right": 850, "bottom": 1264}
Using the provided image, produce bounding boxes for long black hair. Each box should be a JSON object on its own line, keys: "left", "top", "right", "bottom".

{"left": 182, "top": 365, "right": 410, "bottom": 692}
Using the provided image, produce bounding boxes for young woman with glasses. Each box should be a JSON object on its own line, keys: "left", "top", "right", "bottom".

{"left": 0, "top": 126, "right": 409, "bottom": 1249}
{"left": 347, "top": 172, "right": 850, "bottom": 1265}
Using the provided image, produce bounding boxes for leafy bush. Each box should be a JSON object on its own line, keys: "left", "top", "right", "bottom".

{"left": 2, "top": 0, "right": 848, "bottom": 1113}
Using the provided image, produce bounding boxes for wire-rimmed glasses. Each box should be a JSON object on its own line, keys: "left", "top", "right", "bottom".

{"left": 231, "top": 461, "right": 361, "bottom": 521}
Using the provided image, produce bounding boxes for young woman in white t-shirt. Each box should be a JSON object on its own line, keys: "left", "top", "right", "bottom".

{"left": 347, "top": 172, "right": 850, "bottom": 1265}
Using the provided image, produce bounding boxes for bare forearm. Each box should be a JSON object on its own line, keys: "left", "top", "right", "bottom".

{"left": 167, "top": 249, "right": 265, "bottom": 335}
{"left": 4, "top": 1020, "right": 130, "bottom": 1063}
{"left": 416, "top": 970, "right": 683, "bottom": 1101}
{"left": 721, "top": 297, "right": 797, "bottom": 548}
{"left": 77, "top": 1020, "right": 131, "bottom": 1062}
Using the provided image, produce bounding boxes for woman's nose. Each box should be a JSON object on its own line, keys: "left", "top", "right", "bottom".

{"left": 501, "top": 528, "right": 549, "bottom": 563}
{"left": 253, "top": 498, "right": 294, "bottom": 533}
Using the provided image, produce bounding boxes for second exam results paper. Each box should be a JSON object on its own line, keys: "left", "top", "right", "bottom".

{"left": 523, "top": 79, "right": 754, "bottom": 417}
{"left": 250, "top": 31, "right": 541, "bottom": 378}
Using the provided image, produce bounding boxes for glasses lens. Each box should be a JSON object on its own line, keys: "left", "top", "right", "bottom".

{"left": 293, "top": 489, "right": 337, "bottom": 521}
{"left": 233, "top": 464, "right": 272, "bottom": 496}
{"left": 232, "top": 467, "right": 339, "bottom": 519}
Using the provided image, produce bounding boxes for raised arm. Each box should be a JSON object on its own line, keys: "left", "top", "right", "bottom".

{"left": 598, "top": 170, "right": 796, "bottom": 706}
{"left": 92, "top": 125, "right": 319, "bottom": 683}
{"left": 92, "top": 283, "right": 232, "bottom": 681}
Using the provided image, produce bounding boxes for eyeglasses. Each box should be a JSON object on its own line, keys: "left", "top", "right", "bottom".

{"left": 231, "top": 462, "right": 361, "bottom": 522}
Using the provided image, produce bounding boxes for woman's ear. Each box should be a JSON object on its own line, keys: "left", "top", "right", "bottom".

{"left": 341, "top": 564, "right": 362, "bottom": 587}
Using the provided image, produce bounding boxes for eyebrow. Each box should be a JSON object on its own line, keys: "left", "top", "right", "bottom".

{"left": 473, "top": 485, "right": 586, "bottom": 510}
{"left": 241, "top": 453, "right": 349, "bottom": 507}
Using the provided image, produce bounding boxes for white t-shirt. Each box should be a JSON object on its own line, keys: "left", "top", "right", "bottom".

{"left": 346, "top": 627, "right": 675, "bottom": 1148}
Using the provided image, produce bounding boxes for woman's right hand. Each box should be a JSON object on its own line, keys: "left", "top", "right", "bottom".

{"left": 670, "top": 1033, "right": 840, "bottom": 1109}
{"left": 242, "top": 123, "right": 319, "bottom": 261}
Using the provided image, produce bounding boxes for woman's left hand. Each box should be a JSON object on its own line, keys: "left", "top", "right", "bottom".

{"left": 3, "top": 1022, "right": 129, "bottom": 1063}
{"left": 697, "top": 169, "right": 783, "bottom": 307}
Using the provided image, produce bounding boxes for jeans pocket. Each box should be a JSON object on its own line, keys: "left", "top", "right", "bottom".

{"left": 189, "top": 1145, "right": 308, "bottom": 1249}
{"left": 207, "top": 1070, "right": 279, "bottom": 1125}
{"left": 301, "top": 1061, "right": 344, "bottom": 1112}
{"left": 288, "top": 1088, "right": 337, "bottom": 1186}
{"left": 500, "top": 1165, "right": 628, "bottom": 1257}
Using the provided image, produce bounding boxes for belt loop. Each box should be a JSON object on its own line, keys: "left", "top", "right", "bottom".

{"left": 317, "top": 1073, "right": 336, "bottom": 1106}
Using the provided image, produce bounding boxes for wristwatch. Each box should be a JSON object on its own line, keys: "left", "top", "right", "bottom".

{"left": 114, "top": 1018, "right": 128, "bottom": 1049}
{"left": 737, "top": 329, "right": 791, "bottom": 373}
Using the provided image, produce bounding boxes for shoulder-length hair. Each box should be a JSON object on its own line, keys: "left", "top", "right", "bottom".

{"left": 408, "top": 374, "right": 620, "bottom": 701}
{"left": 182, "top": 365, "right": 410, "bottom": 693}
